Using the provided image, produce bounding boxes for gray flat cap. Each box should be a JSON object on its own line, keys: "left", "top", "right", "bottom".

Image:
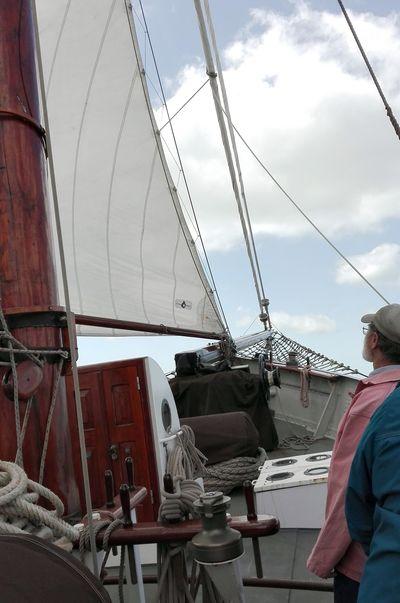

{"left": 361, "top": 303, "right": 400, "bottom": 344}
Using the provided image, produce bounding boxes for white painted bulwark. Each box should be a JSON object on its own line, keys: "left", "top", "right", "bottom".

{"left": 242, "top": 359, "right": 359, "bottom": 439}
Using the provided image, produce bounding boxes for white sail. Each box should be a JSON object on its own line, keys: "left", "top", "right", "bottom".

{"left": 35, "top": 0, "right": 224, "bottom": 336}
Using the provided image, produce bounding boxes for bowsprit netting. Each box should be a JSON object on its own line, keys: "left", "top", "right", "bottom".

{"left": 236, "top": 329, "right": 362, "bottom": 377}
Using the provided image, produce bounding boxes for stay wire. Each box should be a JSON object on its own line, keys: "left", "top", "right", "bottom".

{"left": 337, "top": 0, "right": 400, "bottom": 141}
{"left": 194, "top": 0, "right": 267, "bottom": 323}
{"left": 215, "top": 99, "right": 390, "bottom": 305}
{"left": 159, "top": 78, "right": 210, "bottom": 132}
{"left": 242, "top": 315, "right": 258, "bottom": 337}
{"left": 136, "top": 0, "right": 231, "bottom": 335}
{"left": 203, "top": 0, "right": 269, "bottom": 317}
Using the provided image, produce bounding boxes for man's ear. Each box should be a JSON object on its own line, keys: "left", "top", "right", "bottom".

{"left": 369, "top": 331, "right": 379, "bottom": 350}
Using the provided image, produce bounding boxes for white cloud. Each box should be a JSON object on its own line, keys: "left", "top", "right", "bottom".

{"left": 234, "top": 306, "right": 335, "bottom": 334}
{"left": 336, "top": 243, "right": 400, "bottom": 284}
{"left": 271, "top": 311, "right": 336, "bottom": 334}
{"left": 159, "top": 4, "right": 400, "bottom": 250}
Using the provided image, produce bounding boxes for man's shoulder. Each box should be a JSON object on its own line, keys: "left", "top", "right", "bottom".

{"left": 350, "top": 379, "right": 398, "bottom": 418}
{"left": 362, "top": 368, "right": 400, "bottom": 386}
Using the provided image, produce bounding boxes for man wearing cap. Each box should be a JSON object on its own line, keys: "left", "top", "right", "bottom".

{"left": 346, "top": 381, "right": 400, "bottom": 602}
{"left": 307, "top": 304, "right": 400, "bottom": 602}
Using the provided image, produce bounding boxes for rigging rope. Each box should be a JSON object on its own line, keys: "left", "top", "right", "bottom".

{"left": 337, "top": 0, "right": 400, "bottom": 142}
{"left": 0, "top": 303, "right": 70, "bottom": 471}
{"left": 0, "top": 302, "right": 44, "bottom": 467}
{"left": 158, "top": 78, "right": 210, "bottom": 132}
{"left": 79, "top": 516, "right": 127, "bottom": 603}
{"left": 299, "top": 367, "right": 311, "bottom": 408}
{"left": 215, "top": 101, "right": 390, "bottom": 305}
{"left": 38, "top": 358, "right": 64, "bottom": 485}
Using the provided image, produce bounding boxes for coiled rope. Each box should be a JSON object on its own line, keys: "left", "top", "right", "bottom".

{"left": 0, "top": 461, "right": 79, "bottom": 549}
{"left": 158, "top": 425, "right": 206, "bottom": 523}
{"left": 202, "top": 447, "right": 267, "bottom": 494}
{"left": 157, "top": 425, "right": 206, "bottom": 602}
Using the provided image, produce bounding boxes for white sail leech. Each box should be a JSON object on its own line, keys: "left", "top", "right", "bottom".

{"left": 36, "top": 0, "right": 224, "bottom": 336}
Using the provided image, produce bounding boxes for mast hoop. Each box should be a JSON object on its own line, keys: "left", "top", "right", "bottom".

{"left": 0, "top": 109, "right": 47, "bottom": 155}
{"left": 206, "top": 68, "right": 217, "bottom": 78}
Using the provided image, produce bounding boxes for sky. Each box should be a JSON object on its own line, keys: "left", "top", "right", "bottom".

{"left": 78, "top": 0, "right": 400, "bottom": 376}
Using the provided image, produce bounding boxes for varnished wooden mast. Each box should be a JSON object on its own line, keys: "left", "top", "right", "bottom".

{"left": 0, "top": 0, "right": 80, "bottom": 513}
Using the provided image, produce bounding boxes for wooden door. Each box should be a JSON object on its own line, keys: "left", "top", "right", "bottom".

{"left": 102, "top": 364, "right": 156, "bottom": 521}
{"left": 67, "top": 371, "right": 110, "bottom": 510}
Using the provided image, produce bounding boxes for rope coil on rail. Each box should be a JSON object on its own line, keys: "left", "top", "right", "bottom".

{"left": 0, "top": 461, "right": 79, "bottom": 548}
{"left": 158, "top": 425, "right": 206, "bottom": 523}
{"left": 156, "top": 425, "right": 206, "bottom": 602}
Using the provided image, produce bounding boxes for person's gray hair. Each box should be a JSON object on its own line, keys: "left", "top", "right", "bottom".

{"left": 369, "top": 323, "right": 400, "bottom": 363}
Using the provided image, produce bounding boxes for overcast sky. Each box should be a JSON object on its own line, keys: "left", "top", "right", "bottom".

{"left": 78, "top": 0, "right": 400, "bottom": 376}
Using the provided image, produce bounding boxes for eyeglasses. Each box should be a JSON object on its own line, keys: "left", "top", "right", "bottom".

{"left": 362, "top": 326, "right": 369, "bottom": 335}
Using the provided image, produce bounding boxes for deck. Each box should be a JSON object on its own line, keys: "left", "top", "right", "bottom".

{"left": 108, "top": 420, "right": 335, "bottom": 601}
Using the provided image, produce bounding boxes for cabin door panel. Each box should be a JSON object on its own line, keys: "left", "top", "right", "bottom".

{"left": 67, "top": 371, "right": 110, "bottom": 509}
{"left": 102, "top": 365, "right": 156, "bottom": 521}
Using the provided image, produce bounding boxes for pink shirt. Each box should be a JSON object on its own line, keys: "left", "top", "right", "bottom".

{"left": 307, "top": 368, "right": 400, "bottom": 582}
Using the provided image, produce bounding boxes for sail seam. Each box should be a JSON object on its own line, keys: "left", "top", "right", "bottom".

{"left": 139, "top": 145, "right": 157, "bottom": 324}
{"left": 105, "top": 66, "right": 139, "bottom": 321}
{"left": 45, "top": 0, "right": 72, "bottom": 96}
{"left": 71, "top": 0, "right": 118, "bottom": 314}
{"left": 171, "top": 223, "right": 181, "bottom": 326}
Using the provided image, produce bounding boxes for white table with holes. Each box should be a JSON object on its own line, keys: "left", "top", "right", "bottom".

{"left": 254, "top": 452, "right": 332, "bottom": 529}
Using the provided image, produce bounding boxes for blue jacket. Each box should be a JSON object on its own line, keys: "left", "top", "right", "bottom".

{"left": 346, "top": 383, "right": 400, "bottom": 602}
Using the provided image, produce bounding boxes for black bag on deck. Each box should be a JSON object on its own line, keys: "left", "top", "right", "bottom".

{"left": 182, "top": 411, "right": 260, "bottom": 465}
{"left": 171, "top": 369, "right": 278, "bottom": 452}
{"left": 0, "top": 534, "right": 111, "bottom": 602}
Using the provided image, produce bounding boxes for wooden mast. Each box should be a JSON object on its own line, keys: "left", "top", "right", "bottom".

{"left": 0, "top": 0, "right": 80, "bottom": 513}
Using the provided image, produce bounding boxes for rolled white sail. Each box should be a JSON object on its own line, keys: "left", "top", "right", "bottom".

{"left": 35, "top": 0, "right": 224, "bottom": 336}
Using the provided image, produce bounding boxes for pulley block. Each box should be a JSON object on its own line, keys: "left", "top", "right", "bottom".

{"left": 2, "top": 359, "right": 43, "bottom": 401}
